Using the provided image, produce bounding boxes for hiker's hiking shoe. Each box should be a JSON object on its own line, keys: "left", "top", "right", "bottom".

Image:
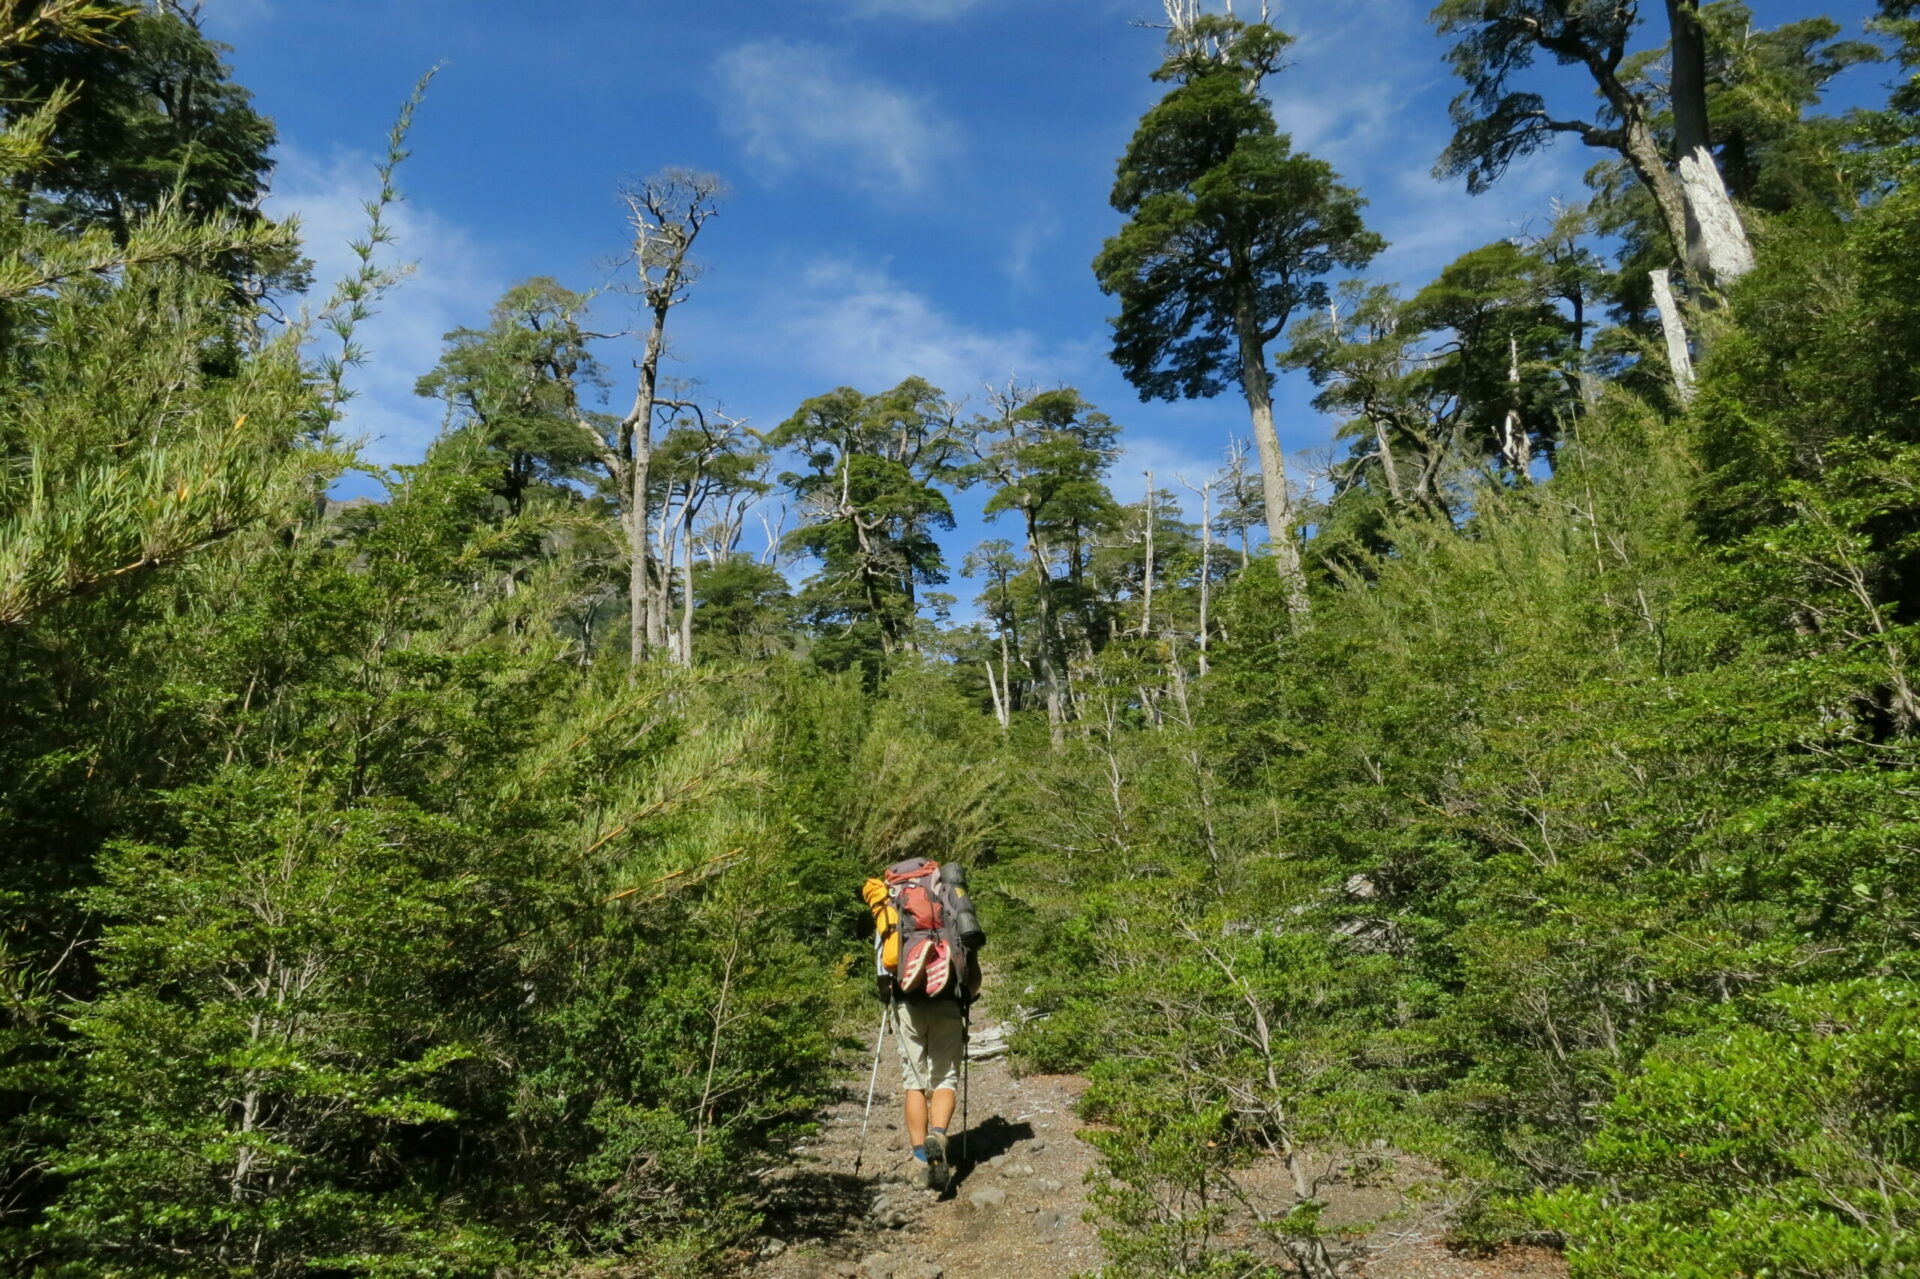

{"left": 924, "top": 1131, "right": 951, "bottom": 1190}
{"left": 924, "top": 940, "right": 953, "bottom": 996}
{"left": 899, "top": 938, "right": 932, "bottom": 993}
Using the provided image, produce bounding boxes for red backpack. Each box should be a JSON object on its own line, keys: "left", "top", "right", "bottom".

{"left": 862, "top": 858, "right": 984, "bottom": 1002}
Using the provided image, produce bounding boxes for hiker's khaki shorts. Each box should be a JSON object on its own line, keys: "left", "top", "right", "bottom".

{"left": 894, "top": 998, "right": 964, "bottom": 1094}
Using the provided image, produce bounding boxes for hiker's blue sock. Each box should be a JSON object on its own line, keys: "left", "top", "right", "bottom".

{"left": 912, "top": 1146, "right": 927, "bottom": 1162}
{"left": 929, "top": 1126, "right": 946, "bottom": 1137}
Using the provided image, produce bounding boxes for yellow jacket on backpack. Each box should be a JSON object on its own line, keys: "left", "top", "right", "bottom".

{"left": 862, "top": 876, "right": 900, "bottom": 974}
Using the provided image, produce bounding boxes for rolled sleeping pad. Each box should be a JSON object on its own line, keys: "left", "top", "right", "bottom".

{"left": 939, "top": 861, "right": 987, "bottom": 947}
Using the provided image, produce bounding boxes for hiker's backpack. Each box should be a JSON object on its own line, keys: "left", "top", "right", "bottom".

{"left": 862, "top": 858, "right": 985, "bottom": 1003}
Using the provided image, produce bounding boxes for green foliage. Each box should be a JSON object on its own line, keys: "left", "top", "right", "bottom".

{"left": 0, "top": 2, "right": 302, "bottom": 293}
{"left": 1094, "top": 45, "right": 1380, "bottom": 404}
{"left": 1696, "top": 2, "right": 1883, "bottom": 212}
{"left": 1883, "top": 0, "right": 1920, "bottom": 115}
{"left": 1431, "top": 0, "right": 1640, "bottom": 196}
{"left": 1006, "top": 148, "right": 1920, "bottom": 1270}
{"left": 1, "top": 5, "right": 276, "bottom": 229}
{"left": 414, "top": 278, "right": 605, "bottom": 513}
{"left": 7, "top": 439, "right": 850, "bottom": 1273}
{"left": 8, "top": 5, "right": 1920, "bottom": 1277}
{"left": 1083, "top": 1097, "right": 1256, "bottom": 1279}
{"left": 1533, "top": 981, "right": 1920, "bottom": 1277}
{"left": 771, "top": 380, "right": 965, "bottom": 670}
{"left": 0, "top": 236, "right": 323, "bottom": 625}
{"left": 692, "top": 555, "right": 794, "bottom": 660}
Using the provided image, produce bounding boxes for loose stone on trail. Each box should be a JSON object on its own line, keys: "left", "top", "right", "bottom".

{"left": 964, "top": 1024, "right": 1009, "bottom": 1060}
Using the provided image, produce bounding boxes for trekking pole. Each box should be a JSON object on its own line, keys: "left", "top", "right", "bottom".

{"left": 851, "top": 995, "right": 892, "bottom": 1177}
{"left": 960, "top": 1002, "right": 972, "bottom": 1166}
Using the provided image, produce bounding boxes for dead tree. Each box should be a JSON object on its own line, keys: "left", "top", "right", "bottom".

{"left": 577, "top": 170, "right": 725, "bottom": 673}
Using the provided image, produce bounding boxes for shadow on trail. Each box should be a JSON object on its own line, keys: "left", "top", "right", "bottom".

{"left": 939, "top": 1116, "right": 1035, "bottom": 1195}
{"left": 758, "top": 1168, "right": 874, "bottom": 1245}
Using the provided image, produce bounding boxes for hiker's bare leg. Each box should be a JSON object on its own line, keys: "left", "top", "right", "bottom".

{"left": 905, "top": 1089, "right": 929, "bottom": 1148}
{"left": 904, "top": 1088, "right": 956, "bottom": 1149}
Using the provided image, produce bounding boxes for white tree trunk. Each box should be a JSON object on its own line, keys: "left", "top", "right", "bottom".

{"left": 1677, "top": 146, "right": 1755, "bottom": 287}
{"left": 984, "top": 659, "right": 1008, "bottom": 730}
{"left": 679, "top": 539, "right": 696, "bottom": 667}
{"left": 1502, "top": 336, "right": 1533, "bottom": 477}
{"left": 1649, "top": 267, "right": 1696, "bottom": 403}
{"left": 1247, "top": 393, "right": 1308, "bottom": 613}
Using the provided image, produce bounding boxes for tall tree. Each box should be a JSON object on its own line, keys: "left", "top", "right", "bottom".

{"left": 0, "top": 2, "right": 297, "bottom": 296}
{"left": 770, "top": 379, "right": 968, "bottom": 671}
{"left": 1432, "top": 0, "right": 1755, "bottom": 288}
{"left": 650, "top": 410, "right": 766, "bottom": 666}
{"left": 973, "top": 385, "right": 1121, "bottom": 737}
{"left": 1283, "top": 282, "right": 1462, "bottom": 525}
{"left": 1689, "top": 3, "right": 1881, "bottom": 213}
{"left": 1095, "top": 11, "right": 1380, "bottom": 613}
{"left": 1403, "top": 240, "right": 1580, "bottom": 476}
{"left": 1883, "top": 0, "right": 1920, "bottom": 116}
{"left": 414, "top": 279, "right": 605, "bottom": 515}
{"left": 561, "top": 170, "right": 722, "bottom": 670}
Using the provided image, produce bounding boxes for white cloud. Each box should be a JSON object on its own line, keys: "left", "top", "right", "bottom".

{"left": 1271, "top": 69, "right": 1406, "bottom": 160}
{"left": 1115, "top": 431, "right": 1243, "bottom": 505}
{"left": 1002, "top": 210, "right": 1059, "bottom": 292}
{"left": 200, "top": 0, "right": 275, "bottom": 32}
{"left": 841, "top": 0, "right": 984, "bottom": 17}
{"left": 1370, "top": 146, "right": 1589, "bottom": 282}
{"left": 713, "top": 40, "right": 958, "bottom": 194}
{"left": 265, "top": 147, "right": 504, "bottom": 470}
{"left": 771, "top": 258, "right": 1085, "bottom": 400}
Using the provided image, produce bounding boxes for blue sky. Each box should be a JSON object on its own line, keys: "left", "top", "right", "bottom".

{"left": 205, "top": 0, "right": 1890, "bottom": 601}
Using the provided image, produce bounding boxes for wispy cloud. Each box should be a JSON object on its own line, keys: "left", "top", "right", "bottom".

{"left": 1115, "top": 430, "right": 1246, "bottom": 505}
{"left": 768, "top": 257, "right": 1087, "bottom": 400}
{"left": 839, "top": 0, "right": 986, "bottom": 17}
{"left": 1002, "top": 209, "right": 1060, "bottom": 292}
{"left": 200, "top": 0, "right": 276, "bottom": 32}
{"left": 266, "top": 147, "right": 504, "bottom": 471}
{"left": 713, "top": 39, "right": 958, "bottom": 194}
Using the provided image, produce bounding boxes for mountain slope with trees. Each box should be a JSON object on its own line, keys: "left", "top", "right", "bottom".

{"left": 3, "top": 1, "right": 1919, "bottom": 1276}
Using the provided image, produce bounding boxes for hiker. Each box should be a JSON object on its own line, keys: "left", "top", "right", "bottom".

{"left": 861, "top": 857, "right": 985, "bottom": 1190}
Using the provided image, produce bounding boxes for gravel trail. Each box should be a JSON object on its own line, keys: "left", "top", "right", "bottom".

{"left": 735, "top": 1020, "right": 1567, "bottom": 1279}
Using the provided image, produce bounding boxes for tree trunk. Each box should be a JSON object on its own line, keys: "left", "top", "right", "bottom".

{"left": 633, "top": 503, "right": 656, "bottom": 668}
{"left": 984, "top": 657, "right": 1008, "bottom": 730}
{"left": 1234, "top": 302, "right": 1308, "bottom": 614}
{"left": 1649, "top": 267, "right": 1696, "bottom": 403}
{"left": 679, "top": 522, "right": 697, "bottom": 667}
{"left": 1676, "top": 147, "right": 1755, "bottom": 288}
{"left": 1372, "top": 417, "right": 1404, "bottom": 503}
{"left": 1139, "top": 470, "right": 1155, "bottom": 639}
{"left": 624, "top": 309, "right": 665, "bottom": 673}
{"left": 1666, "top": 0, "right": 1755, "bottom": 287}
{"left": 1502, "top": 336, "right": 1533, "bottom": 477}
{"left": 1617, "top": 108, "right": 1695, "bottom": 279}
{"left": 1226, "top": 439, "right": 1255, "bottom": 570}
{"left": 1025, "top": 512, "right": 1065, "bottom": 744}
{"left": 657, "top": 497, "right": 678, "bottom": 661}
{"left": 648, "top": 498, "right": 672, "bottom": 657}
{"left": 1196, "top": 478, "right": 1212, "bottom": 676}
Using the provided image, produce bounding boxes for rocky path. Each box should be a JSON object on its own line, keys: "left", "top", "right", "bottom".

{"left": 737, "top": 1020, "right": 1567, "bottom": 1279}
